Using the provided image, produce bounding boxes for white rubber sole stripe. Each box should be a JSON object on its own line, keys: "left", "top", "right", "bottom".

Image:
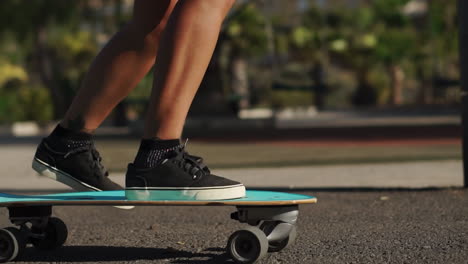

{"left": 126, "top": 184, "right": 244, "bottom": 190}
{"left": 125, "top": 185, "right": 246, "bottom": 201}
{"left": 33, "top": 158, "right": 101, "bottom": 192}
{"left": 32, "top": 158, "right": 134, "bottom": 210}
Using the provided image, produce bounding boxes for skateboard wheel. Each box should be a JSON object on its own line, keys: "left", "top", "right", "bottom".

{"left": 0, "top": 227, "right": 26, "bottom": 263}
{"left": 31, "top": 217, "right": 68, "bottom": 250}
{"left": 267, "top": 225, "right": 297, "bottom": 252}
{"left": 227, "top": 226, "right": 268, "bottom": 264}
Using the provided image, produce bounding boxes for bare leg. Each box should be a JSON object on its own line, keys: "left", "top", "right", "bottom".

{"left": 143, "top": 0, "right": 235, "bottom": 139}
{"left": 62, "top": 0, "right": 177, "bottom": 133}
{"left": 127, "top": 0, "right": 245, "bottom": 201}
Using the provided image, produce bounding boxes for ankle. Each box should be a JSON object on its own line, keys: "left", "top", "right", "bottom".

{"left": 46, "top": 124, "right": 93, "bottom": 152}
{"left": 133, "top": 138, "right": 181, "bottom": 168}
{"left": 60, "top": 119, "right": 95, "bottom": 134}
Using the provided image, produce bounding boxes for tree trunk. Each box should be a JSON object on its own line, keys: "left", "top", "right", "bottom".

{"left": 34, "top": 26, "right": 67, "bottom": 119}
{"left": 230, "top": 56, "right": 250, "bottom": 113}
{"left": 416, "top": 65, "right": 432, "bottom": 104}
{"left": 352, "top": 68, "right": 377, "bottom": 106}
{"left": 388, "top": 64, "right": 405, "bottom": 105}
{"left": 189, "top": 37, "right": 233, "bottom": 117}
{"left": 311, "top": 62, "right": 327, "bottom": 110}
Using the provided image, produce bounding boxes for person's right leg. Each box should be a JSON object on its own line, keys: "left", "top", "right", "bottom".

{"left": 33, "top": 0, "right": 177, "bottom": 192}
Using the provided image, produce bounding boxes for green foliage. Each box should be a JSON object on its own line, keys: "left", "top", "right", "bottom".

{"left": 0, "top": 0, "right": 81, "bottom": 38}
{"left": 0, "top": 85, "right": 53, "bottom": 123}
{"left": 354, "top": 7, "right": 376, "bottom": 29}
{"left": 372, "top": 0, "right": 411, "bottom": 28}
{"left": 296, "top": 0, "right": 455, "bottom": 106}
{"left": 0, "top": 0, "right": 460, "bottom": 121}
{"left": 428, "top": 0, "right": 458, "bottom": 59}
{"left": 47, "top": 27, "right": 98, "bottom": 80}
{"left": 292, "top": 27, "right": 314, "bottom": 48}
{"left": 374, "top": 28, "right": 417, "bottom": 65}
{"left": 226, "top": 3, "right": 268, "bottom": 56}
{"left": 0, "top": 0, "right": 89, "bottom": 119}
{"left": 0, "top": 60, "right": 28, "bottom": 88}
{"left": 270, "top": 90, "right": 314, "bottom": 108}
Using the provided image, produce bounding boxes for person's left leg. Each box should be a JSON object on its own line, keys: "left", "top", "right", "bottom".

{"left": 62, "top": 0, "right": 178, "bottom": 132}
{"left": 125, "top": 0, "right": 245, "bottom": 201}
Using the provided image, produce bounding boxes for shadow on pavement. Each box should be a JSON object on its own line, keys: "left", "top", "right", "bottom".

{"left": 20, "top": 246, "right": 231, "bottom": 263}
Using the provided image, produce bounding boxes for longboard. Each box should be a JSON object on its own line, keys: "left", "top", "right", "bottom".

{"left": 0, "top": 190, "right": 316, "bottom": 264}
{"left": 0, "top": 190, "right": 316, "bottom": 206}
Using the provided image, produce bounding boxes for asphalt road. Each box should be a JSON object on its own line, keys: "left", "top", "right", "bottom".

{"left": 0, "top": 190, "right": 466, "bottom": 264}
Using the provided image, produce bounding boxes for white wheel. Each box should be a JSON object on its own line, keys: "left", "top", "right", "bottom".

{"left": 267, "top": 225, "right": 297, "bottom": 252}
{"left": 259, "top": 222, "right": 298, "bottom": 253}
{"left": 0, "top": 227, "right": 26, "bottom": 263}
{"left": 227, "top": 226, "right": 268, "bottom": 264}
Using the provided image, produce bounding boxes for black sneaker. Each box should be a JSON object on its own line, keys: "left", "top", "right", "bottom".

{"left": 32, "top": 138, "right": 122, "bottom": 192}
{"left": 125, "top": 145, "right": 245, "bottom": 200}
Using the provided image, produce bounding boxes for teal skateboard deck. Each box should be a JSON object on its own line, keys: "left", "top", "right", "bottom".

{"left": 0, "top": 190, "right": 316, "bottom": 263}
{"left": 0, "top": 190, "right": 316, "bottom": 206}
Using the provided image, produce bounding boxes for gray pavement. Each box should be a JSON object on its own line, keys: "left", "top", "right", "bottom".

{"left": 0, "top": 145, "right": 464, "bottom": 191}
{"left": 0, "top": 190, "right": 465, "bottom": 263}
{"left": 0, "top": 143, "right": 466, "bottom": 263}
{"left": 274, "top": 109, "right": 460, "bottom": 128}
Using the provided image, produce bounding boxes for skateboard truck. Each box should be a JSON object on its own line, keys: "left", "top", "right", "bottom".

{"left": 228, "top": 205, "right": 299, "bottom": 263}
{"left": 8, "top": 206, "right": 52, "bottom": 229}
{"left": 0, "top": 206, "right": 68, "bottom": 263}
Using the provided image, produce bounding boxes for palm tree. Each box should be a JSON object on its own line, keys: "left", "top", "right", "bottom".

{"left": 223, "top": 2, "right": 268, "bottom": 113}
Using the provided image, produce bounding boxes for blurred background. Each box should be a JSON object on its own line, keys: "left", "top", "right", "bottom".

{"left": 0, "top": 0, "right": 463, "bottom": 190}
